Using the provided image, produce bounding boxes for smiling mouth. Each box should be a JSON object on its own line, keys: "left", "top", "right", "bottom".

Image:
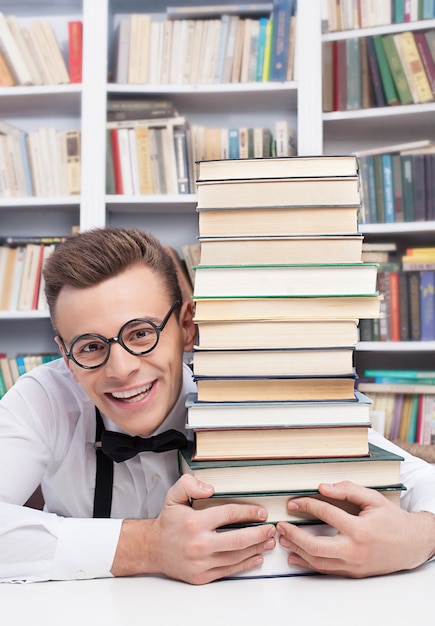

{"left": 111, "top": 382, "right": 153, "bottom": 403}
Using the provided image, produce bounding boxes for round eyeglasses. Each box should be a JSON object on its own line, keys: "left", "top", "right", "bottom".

{"left": 58, "top": 301, "right": 180, "bottom": 370}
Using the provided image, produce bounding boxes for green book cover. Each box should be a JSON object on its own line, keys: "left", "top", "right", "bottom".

{"left": 179, "top": 443, "right": 404, "bottom": 494}
{"left": 401, "top": 154, "right": 415, "bottom": 221}
{"left": 381, "top": 34, "right": 413, "bottom": 105}
{"left": 372, "top": 35, "right": 399, "bottom": 105}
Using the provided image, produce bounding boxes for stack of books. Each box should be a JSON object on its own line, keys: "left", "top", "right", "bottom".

{"left": 180, "top": 154, "right": 404, "bottom": 578}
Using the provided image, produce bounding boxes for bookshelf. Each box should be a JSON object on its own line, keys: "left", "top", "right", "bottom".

{"left": 2, "top": 0, "right": 434, "bottom": 442}
{"left": 320, "top": 6, "right": 435, "bottom": 452}
{"left": 0, "top": 0, "right": 322, "bottom": 359}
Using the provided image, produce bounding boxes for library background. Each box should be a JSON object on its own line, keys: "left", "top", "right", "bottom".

{"left": 0, "top": 0, "right": 435, "bottom": 461}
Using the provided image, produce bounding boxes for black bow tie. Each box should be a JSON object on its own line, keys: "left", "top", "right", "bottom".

{"left": 98, "top": 429, "right": 188, "bottom": 463}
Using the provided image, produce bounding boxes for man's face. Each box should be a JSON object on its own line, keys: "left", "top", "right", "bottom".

{"left": 54, "top": 264, "right": 195, "bottom": 436}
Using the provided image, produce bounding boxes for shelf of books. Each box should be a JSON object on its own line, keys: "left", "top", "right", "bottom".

{"left": 319, "top": 2, "right": 435, "bottom": 457}
{"left": 105, "top": 1, "right": 300, "bottom": 222}
{"left": 0, "top": 3, "right": 83, "bottom": 374}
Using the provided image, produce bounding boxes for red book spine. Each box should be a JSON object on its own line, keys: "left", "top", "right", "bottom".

{"left": 413, "top": 30, "right": 435, "bottom": 97}
{"left": 333, "top": 39, "right": 347, "bottom": 111}
{"left": 110, "top": 129, "right": 123, "bottom": 194}
{"left": 32, "top": 245, "right": 45, "bottom": 310}
{"left": 68, "top": 21, "right": 83, "bottom": 83}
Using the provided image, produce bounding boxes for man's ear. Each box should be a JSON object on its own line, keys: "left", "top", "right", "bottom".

{"left": 54, "top": 336, "right": 80, "bottom": 383}
{"left": 179, "top": 300, "right": 197, "bottom": 352}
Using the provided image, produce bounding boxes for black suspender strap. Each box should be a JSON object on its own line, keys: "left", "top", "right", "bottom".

{"left": 93, "top": 408, "right": 114, "bottom": 518}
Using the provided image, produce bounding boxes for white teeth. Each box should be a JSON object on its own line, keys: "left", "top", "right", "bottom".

{"left": 112, "top": 383, "right": 152, "bottom": 399}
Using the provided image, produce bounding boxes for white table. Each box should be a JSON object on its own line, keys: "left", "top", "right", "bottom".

{"left": 2, "top": 562, "right": 435, "bottom": 626}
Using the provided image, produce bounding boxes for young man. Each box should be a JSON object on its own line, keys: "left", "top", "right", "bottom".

{"left": 0, "top": 227, "right": 434, "bottom": 583}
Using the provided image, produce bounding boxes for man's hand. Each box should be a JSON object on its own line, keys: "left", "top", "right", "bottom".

{"left": 276, "top": 481, "right": 435, "bottom": 578}
{"left": 111, "top": 474, "right": 276, "bottom": 584}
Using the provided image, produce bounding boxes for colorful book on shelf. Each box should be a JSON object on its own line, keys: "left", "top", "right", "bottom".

{"left": 381, "top": 34, "right": 414, "bottom": 105}
{"left": 194, "top": 318, "right": 360, "bottom": 349}
{"left": 68, "top": 20, "right": 83, "bottom": 83}
{"left": 414, "top": 29, "right": 435, "bottom": 97}
{"left": 393, "top": 30, "right": 433, "bottom": 104}
{"left": 365, "top": 36, "right": 387, "bottom": 107}
{"left": 192, "top": 263, "right": 378, "bottom": 298}
{"left": 420, "top": 270, "right": 435, "bottom": 341}
{"left": 185, "top": 391, "right": 373, "bottom": 429}
{"left": 178, "top": 443, "right": 404, "bottom": 494}
{"left": 197, "top": 235, "right": 364, "bottom": 265}
{"left": 192, "top": 346, "right": 356, "bottom": 378}
{"left": 194, "top": 373, "right": 358, "bottom": 403}
{"left": 372, "top": 34, "right": 400, "bottom": 105}
{"left": 190, "top": 423, "right": 370, "bottom": 461}
{"left": 269, "top": 0, "right": 295, "bottom": 81}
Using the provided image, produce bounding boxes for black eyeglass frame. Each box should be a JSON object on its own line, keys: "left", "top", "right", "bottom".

{"left": 57, "top": 300, "right": 180, "bottom": 370}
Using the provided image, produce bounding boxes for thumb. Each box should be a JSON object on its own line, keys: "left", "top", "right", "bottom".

{"left": 318, "top": 481, "right": 390, "bottom": 510}
{"left": 165, "top": 474, "right": 215, "bottom": 506}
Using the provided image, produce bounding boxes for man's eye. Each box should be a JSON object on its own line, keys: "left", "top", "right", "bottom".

{"left": 82, "top": 342, "right": 105, "bottom": 353}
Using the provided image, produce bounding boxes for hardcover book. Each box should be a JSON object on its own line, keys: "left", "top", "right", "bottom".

{"left": 191, "top": 485, "right": 405, "bottom": 522}
{"left": 192, "top": 346, "right": 356, "bottom": 378}
{"left": 193, "top": 318, "right": 359, "bottom": 349}
{"left": 193, "top": 294, "right": 382, "bottom": 321}
{"left": 191, "top": 423, "right": 370, "bottom": 460}
{"left": 178, "top": 443, "right": 404, "bottom": 494}
{"left": 194, "top": 373, "right": 358, "bottom": 402}
{"left": 196, "top": 154, "right": 359, "bottom": 180}
{"left": 197, "top": 234, "right": 364, "bottom": 265}
{"left": 193, "top": 263, "right": 378, "bottom": 298}
{"left": 197, "top": 205, "right": 360, "bottom": 237}
{"left": 196, "top": 176, "right": 361, "bottom": 208}
{"left": 185, "top": 391, "right": 373, "bottom": 429}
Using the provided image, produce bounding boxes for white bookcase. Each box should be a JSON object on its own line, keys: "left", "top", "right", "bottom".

{"left": 0, "top": 0, "right": 323, "bottom": 356}
{"left": 4, "top": 0, "right": 435, "bottom": 377}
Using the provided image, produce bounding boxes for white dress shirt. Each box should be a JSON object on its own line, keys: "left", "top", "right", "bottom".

{"left": 1, "top": 359, "right": 435, "bottom": 583}
{"left": 0, "top": 358, "right": 196, "bottom": 583}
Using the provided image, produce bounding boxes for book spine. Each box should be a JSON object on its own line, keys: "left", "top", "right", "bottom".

{"left": 398, "top": 271, "right": 410, "bottom": 340}
{"left": 346, "top": 37, "right": 361, "bottom": 110}
{"left": 134, "top": 125, "right": 153, "bottom": 195}
{"left": 173, "top": 127, "right": 190, "bottom": 194}
{"left": 400, "top": 153, "right": 414, "bottom": 222}
{"left": 366, "top": 36, "right": 387, "bottom": 107}
{"left": 110, "top": 129, "right": 123, "bottom": 194}
{"left": 68, "top": 21, "right": 83, "bottom": 83}
{"left": 388, "top": 271, "right": 401, "bottom": 342}
{"left": 372, "top": 35, "right": 399, "bottom": 105}
{"left": 381, "top": 153, "right": 395, "bottom": 223}
{"left": 395, "top": 31, "right": 433, "bottom": 103}
{"left": 333, "top": 39, "right": 347, "bottom": 111}
{"left": 0, "top": 12, "right": 32, "bottom": 85}
{"left": 420, "top": 270, "right": 435, "bottom": 341}
{"left": 269, "top": 0, "right": 293, "bottom": 81}
{"left": 381, "top": 34, "right": 414, "bottom": 105}
{"left": 411, "top": 153, "right": 426, "bottom": 221}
